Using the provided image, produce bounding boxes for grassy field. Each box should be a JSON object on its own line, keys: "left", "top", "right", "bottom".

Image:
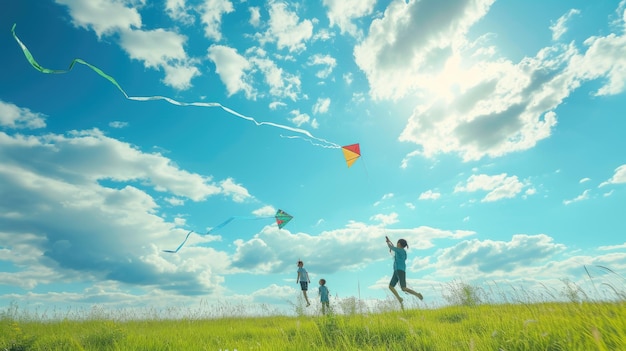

{"left": 1, "top": 298, "right": 624, "bottom": 351}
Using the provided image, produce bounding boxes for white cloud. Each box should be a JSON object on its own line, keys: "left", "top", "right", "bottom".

{"left": 0, "top": 128, "right": 247, "bottom": 295}
{"left": 0, "top": 100, "right": 46, "bottom": 129}
{"left": 165, "top": 197, "right": 185, "bottom": 206}
{"left": 550, "top": 9, "right": 580, "bottom": 41}
{"left": 579, "top": 177, "right": 591, "bottom": 183}
{"left": 252, "top": 55, "right": 302, "bottom": 100}
{"left": 599, "top": 164, "right": 626, "bottom": 187}
{"left": 55, "top": 0, "right": 199, "bottom": 90}
{"left": 572, "top": 32, "right": 626, "bottom": 96}
{"left": 262, "top": 1, "right": 313, "bottom": 52}
{"left": 108, "top": 121, "right": 128, "bottom": 129}
{"left": 360, "top": 1, "right": 626, "bottom": 163}
{"left": 343, "top": 72, "right": 353, "bottom": 85}
{"left": 288, "top": 110, "right": 313, "bottom": 128}
{"left": 373, "top": 193, "right": 394, "bottom": 206}
{"left": 370, "top": 212, "right": 399, "bottom": 226}
{"left": 120, "top": 28, "right": 200, "bottom": 90}
{"left": 307, "top": 54, "right": 337, "bottom": 79}
{"left": 355, "top": 0, "right": 495, "bottom": 100}
{"left": 165, "top": 0, "right": 195, "bottom": 25}
{"left": 120, "top": 28, "right": 188, "bottom": 68}
{"left": 269, "top": 101, "right": 287, "bottom": 110}
{"left": 199, "top": 0, "right": 234, "bottom": 41}
{"left": 207, "top": 45, "right": 255, "bottom": 98}
{"left": 313, "top": 98, "right": 331, "bottom": 114}
{"left": 249, "top": 7, "right": 261, "bottom": 27}
{"left": 56, "top": 0, "right": 142, "bottom": 37}
{"left": 455, "top": 173, "right": 526, "bottom": 202}
{"left": 323, "top": 0, "right": 376, "bottom": 37}
{"left": 231, "top": 221, "right": 473, "bottom": 274}
{"left": 436, "top": 234, "right": 566, "bottom": 274}
{"left": 419, "top": 190, "right": 441, "bottom": 200}
{"left": 598, "top": 242, "right": 626, "bottom": 251}
{"left": 563, "top": 189, "right": 591, "bottom": 205}
{"left": 220, "top": 178, "right": 252, "bottom": 203}
{"left": 252, "top": 205, "right": 276, "bottom": 217}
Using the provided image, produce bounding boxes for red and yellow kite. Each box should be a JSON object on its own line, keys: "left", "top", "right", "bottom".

{"left": 342, "top": 143, "right": 361, "bottom": 168}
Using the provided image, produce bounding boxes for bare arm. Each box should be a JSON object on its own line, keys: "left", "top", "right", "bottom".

{"left": 386, "top": 236, "right": 394, "bottom": 249}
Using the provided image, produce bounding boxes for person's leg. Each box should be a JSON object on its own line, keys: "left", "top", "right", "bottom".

{"left": 398, "top": 271, "right": 423, "bottom": 300}
{"left": 303, "top": 290, "right": 310, "bottom": 306}
{"left": 300, "top": 282, "right": 311, "bottom": 306}
{"left": 401, "top": 287, "right": 423, "bottom": 300}
{"left": 389, "top": 271, "right": 403, "bottom": 304}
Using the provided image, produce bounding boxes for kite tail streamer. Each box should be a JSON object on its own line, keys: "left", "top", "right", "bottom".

{"left": 11, "top": 24, "right": 340, "bottom": 149}
{"left": 163, "top": 215, "right": 275, "bottom": 253}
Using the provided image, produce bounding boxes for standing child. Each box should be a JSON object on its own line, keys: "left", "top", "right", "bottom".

{"left": 385, "top": 236, "right": 423, "bottom": 307}
{"left": 318, "top": 279, "right": 330, "bottom": 315}
{"left": 296, "top": 260, "right": 311, "bottom": 306}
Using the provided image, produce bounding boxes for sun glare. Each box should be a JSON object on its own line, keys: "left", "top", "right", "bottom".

{"left": 426, "top": 55, "right": 464, "bottom": 102}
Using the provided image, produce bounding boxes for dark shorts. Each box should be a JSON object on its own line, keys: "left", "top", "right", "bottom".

{"left": 389, "top": 270, "right": 406, "bottom": 289}
{"left": 300, "top": 281, "right": 308, "bottom": 291}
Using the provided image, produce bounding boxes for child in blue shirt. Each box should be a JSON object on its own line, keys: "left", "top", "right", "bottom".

{"left": 318, "top": 279, "right": 330, "bottom": 314}
{"left": 296, "top": 260, "right": 311, "bottom": 306}
{"left": 386, "top": 236, "right": 423, "bottom": 307}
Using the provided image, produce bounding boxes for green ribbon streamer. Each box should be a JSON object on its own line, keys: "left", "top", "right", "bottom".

{"left": 11, "top": 23, "right": 340, "bottom": 149}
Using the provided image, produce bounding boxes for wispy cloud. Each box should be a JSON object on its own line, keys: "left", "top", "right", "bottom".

{"left": 563, "top": 189, "right": 591, "bottom": 205}
{"left": 455, "top": 173, "right": 526, "bottom": 202}
{"left": 550, "top": 9, "right": 580, "bottom": 41}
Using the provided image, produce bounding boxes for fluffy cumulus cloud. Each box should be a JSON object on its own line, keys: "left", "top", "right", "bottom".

{"left": 0, "top": 118, "right": 258, "bottom": 296}
{"left": 355, "top": 0, "right": 626, "bottom": 162}
{"left": 436, "top": 234, "right": 566, "bottom": 274}
{"left": 250, "top": 53, "right": 303, "bottom": 100}
{"left": 56, "top": 0, "right": 200, "bottom": 90}
{"left": 55, "top": 0, "right": 142, "bottom": 37}
{"left": 165, "top": 0, "right": 195, "bottom": 25}
{"left": 119, "top": 28, "right": 185, "bottom": 67}
{"left": 207, "top": 45, "right": 255, "bottom": 98}
{"left": 199, "top": 0, "right": 234, "bottom": 42}
{"left": 262, "top": 0, "right": 313, "bottom": 53}
{"left": 323, "top": 0, "right": 376, "bottom": 37}
{"left": 0, "top": 100, "right": 47, "bottom": 129}
{"left": 231, "top": 221, "right": 475, "bottom": 274}
{"left": 355, "top": 0, "right": 495, "bottom": 100}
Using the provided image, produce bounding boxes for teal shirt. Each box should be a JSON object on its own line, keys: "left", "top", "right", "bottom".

{"left": 390, "top": 246, "right": 407, "bottom": 271}
{"left": 319, "top": 285, "right": 329, "bottom": 302}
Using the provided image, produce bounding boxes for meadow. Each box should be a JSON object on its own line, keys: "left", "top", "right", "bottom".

{"left": 1, "top": 279, "right": 624, "bottom": 351}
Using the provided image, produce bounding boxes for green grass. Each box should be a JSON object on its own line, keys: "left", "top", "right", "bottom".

{"left": 3, "top": 275, "right": 625, "bottom": 350}
{"left": 1, "top": 300, "right": 624, "bottom": 350}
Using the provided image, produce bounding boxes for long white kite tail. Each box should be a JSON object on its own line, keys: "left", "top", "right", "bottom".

{"left": 11, "top": 24, "right": 341, "bottom": 150}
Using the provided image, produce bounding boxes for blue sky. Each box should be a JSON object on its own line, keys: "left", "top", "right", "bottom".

{"left": 1, "top": 0, "right": 625, "bottom": 316}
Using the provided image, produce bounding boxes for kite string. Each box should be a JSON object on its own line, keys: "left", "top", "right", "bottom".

{"left": 10, "top": 23, "right": 340, "bottom": 150}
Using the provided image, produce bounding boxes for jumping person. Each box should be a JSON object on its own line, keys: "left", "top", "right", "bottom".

{"left": 296, "top": 260, "right": 311, "bottom": 306}
{"left": 385, "top": 236, "right": 423, "bottom": 307}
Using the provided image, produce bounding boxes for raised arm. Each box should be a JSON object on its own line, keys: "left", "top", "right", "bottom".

{"left": 385, "top": 236, "right": 394, "bottom": 249}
